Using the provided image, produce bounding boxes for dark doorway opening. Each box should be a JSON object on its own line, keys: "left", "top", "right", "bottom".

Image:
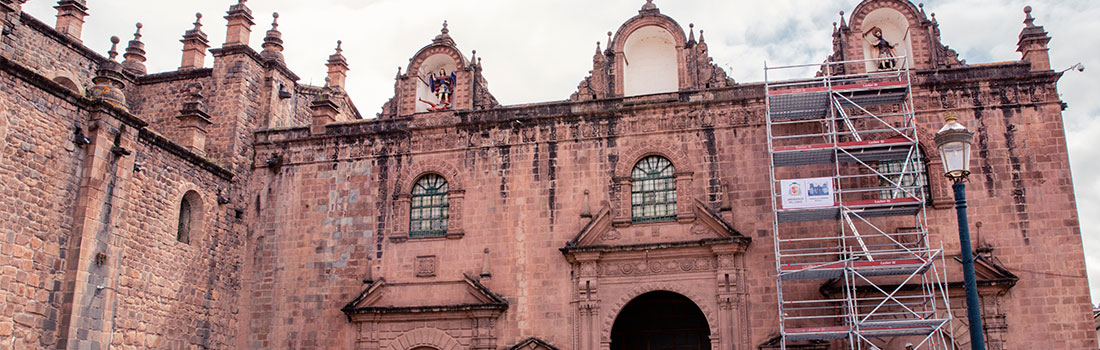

{"left": 611, "top": 291, "right": 711, "bottom": 350}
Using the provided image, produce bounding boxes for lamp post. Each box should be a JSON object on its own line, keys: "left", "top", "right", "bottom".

{"left": 934, "top": 113, "right": 985, "bottom": 350}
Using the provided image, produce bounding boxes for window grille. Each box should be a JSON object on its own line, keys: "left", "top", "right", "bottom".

{"left": 878, "top": 159, "right": 928, "bottom": 201}
{"left": 410, "top": 174, "right": 449, "bottom": 237}
{"left": 631, "top": 156, "right": 677, "bottom": 222}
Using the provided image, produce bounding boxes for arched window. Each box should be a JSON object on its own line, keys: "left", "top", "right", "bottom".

{"left": 177, "top": 191, "right": 202, "bottom": 244}
{"left": 410, "top": 174, "right": 449, "bottom": 237}
{"left": 631, "top": 155, "right": 676, "bottom": 222}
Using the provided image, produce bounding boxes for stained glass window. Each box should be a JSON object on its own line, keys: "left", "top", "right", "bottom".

{"left": 631, "top": 156, "right": 677, "bottom": 222}
{"left": 410, "top": 174, "right": 449, "bottom": 237}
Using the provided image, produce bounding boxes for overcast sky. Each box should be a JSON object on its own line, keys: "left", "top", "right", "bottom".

{"left": 22, "top": 0, "right": 1100, "bottom": 305}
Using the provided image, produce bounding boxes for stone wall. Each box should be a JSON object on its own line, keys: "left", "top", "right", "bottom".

{"left": 0, "top": 54, "right": 88, "bottom": 349}
{"left": 0, "top": 8, "right": 241, "bottom": 349}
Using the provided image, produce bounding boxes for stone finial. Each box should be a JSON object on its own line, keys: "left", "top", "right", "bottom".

{"left": 261, "top": 12, "right": 284, "bottom": 61}
{"left": 641, "top": 0, "right": 657, "bottom": 11}
{"left": 838, "top": 11, "right": 847, "bottom": 28}
{"left": 698, "top": 29, "right": 705, "bottom": 44}
{"left": 919, "top": 3, "right": 927, "bottom": 18}
{"left": 122, "top": 23, "right": 147, "bottom": 75}
{"left": 88, "top": 36, "right": 128, "bottom": 110}
{"left": 479, "top": 248, "right": 491, "bottom": 278}
{"left": 223, "top": 0, "right": 255, "bottom": 47}
{"left": 1017, "top": 5, "right": 1051, "bottom": 71}
{"left": 606, "top": 31, "right": 613, "bottom": 53}
{"left": 326, "top": 40, "right": 350, "bottom": 90}
{"left": 176, "top": 82, "right": 212, "bottom": 155}
{"left": 595, "top": 41, "right": 601, "bottom": 55}
{"left": 581, "top": 190, "right": 592, "bottom": 217}
{"left": 432, "top": 20, "right": 455, "bottom": 46}
{"left": 192, "top": 12, "right": 204, "bottom": 31}
{"left": 54, "top": 0, "right": 89, "bottom": 42}
{"left": 107, "top": 36, "right": 120, "bottom": 60}
{"left": 687, "top": 23, "right": 696, "bottom": 44}
{"left": 310, "top": 82, "right": 340, "bottom": 134}
{"left": 180, "top": 13, "right": 211, "bottom": 70}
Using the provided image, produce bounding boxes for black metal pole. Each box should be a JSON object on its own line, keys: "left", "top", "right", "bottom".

{"left": 953, "top": 181, "right": 986, "bottom": 350}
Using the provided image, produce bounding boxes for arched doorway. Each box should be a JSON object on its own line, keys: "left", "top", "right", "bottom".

{"left": 611, "top": 291, "right": 711, "bottom": 350}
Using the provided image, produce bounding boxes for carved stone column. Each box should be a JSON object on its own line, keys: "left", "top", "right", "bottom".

{"left": 572, "top": 252, "right": 602, "bottom": 350}
{"left": 712, "top": 243, "right": 748, "bottom": 350}
{"left": 611, "top": 176, "right": 632, "bottom": 226}
{"left": 389, "top": 194, "right": 411, "bottom": 242}
{"left": 446, "top": 189, "right": 464, "bottom": 238}
{"left": 355, "top": 321, "right": 379, "bottom": 350}
{"left": 674, "top": 171, "right": 695, "bottom": 222}
{"left": 471, "top": 313, "right": 497, "bottom": 350}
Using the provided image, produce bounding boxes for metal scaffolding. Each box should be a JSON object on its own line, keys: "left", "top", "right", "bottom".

{"left": 765, "top": 57, "right": 955, "bottom": 350}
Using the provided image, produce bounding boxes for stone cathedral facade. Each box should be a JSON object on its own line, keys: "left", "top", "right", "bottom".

{"left": 0, "top": 0, "right": 1095, "bottom": 349}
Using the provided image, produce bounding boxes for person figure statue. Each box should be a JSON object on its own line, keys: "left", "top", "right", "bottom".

{"left": 863, "top": 26, "right": 898, "bottom": 70}
{"left": 429, "top": 68, "right": 456, "bottom": 108}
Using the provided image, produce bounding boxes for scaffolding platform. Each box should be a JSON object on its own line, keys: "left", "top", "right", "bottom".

{"left": 772, "top": 138, "right": 914, "bottom": 167}
{"left": 785, "top": 318, "right": 949, "bottom": 341}
{"left": 768, "top": 81, "right": 910, "bottom": 121}
{"left": 778, "top": 258, "right": 930, "bottom": 281}
{"left": 775, "top": 198, "right": 921, "bottom": 223}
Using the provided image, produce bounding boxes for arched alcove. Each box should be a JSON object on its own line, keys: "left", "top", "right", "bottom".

{"left": 623, "top": 25, "right": 678, "bottom": 96}
{"left": 176, "top": 190, "right": 204, "bottom": 244}
{"left": 415, "top": 53, "right": 459, "bottom": 113}
{"left": 610, "top": 291, "right": 711, "bottom": 350}
{"left": 860, "top": 7, "right": 914, "bottom": 72}
{"left": 53, "top": 76, "right": 81, "bottom": 93}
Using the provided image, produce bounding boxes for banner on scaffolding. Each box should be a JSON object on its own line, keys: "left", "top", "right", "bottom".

{"left": 780, "top": 177, "right": 834, "bottom": 209}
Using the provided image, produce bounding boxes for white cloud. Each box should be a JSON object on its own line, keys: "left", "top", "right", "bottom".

{"left": 21, "top": 0, "right": 1100, "bottom": 303}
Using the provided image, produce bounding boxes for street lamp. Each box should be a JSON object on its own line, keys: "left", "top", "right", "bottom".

{"left": 934, "top": 113, "right": 985, "bottom": 350}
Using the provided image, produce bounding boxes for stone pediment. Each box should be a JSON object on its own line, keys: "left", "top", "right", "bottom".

{"left": 341, "top": 273, "right": 507, "bottom": 322}
{"left": 565, "top": 199, "right": 746, "bottom": 249}
{"left": 507, "top": 337, "right": 560, "bottom": 350}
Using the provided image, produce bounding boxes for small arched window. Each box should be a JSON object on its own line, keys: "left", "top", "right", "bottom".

{"left": 631, "top": 155, "right": 676, "bottom": 222}
{"left": 177, "top": 191, "right": 202, "bottom": 244}
{"left": 410, "top": 174, "right": 449, "bottom": 237}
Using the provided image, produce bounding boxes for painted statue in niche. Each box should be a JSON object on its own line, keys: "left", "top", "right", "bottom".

{"left": 863, "top": 26, "right": 898, "bottom": 70}
{"left": 421, "top": 68, "right": 457, "bottom": 111}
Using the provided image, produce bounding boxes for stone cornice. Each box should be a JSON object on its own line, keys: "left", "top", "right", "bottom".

{"left": 915, "top": 61, "right": 1060, "bottom": 86}
{"left": 560, "top": 237, "right": 750, "bottom": 255}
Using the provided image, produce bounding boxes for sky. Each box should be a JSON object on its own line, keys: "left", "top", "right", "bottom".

{"left": 22, "top": 0, "right": 1100, "bottom": 305}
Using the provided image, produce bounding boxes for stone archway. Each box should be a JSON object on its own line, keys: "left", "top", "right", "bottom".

{"left": 610, "top": 291, "right": 711, "bottom": 350}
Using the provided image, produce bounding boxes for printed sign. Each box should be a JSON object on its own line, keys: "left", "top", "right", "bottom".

{"left": 780, "top": 177, "right": 834, "bottom": 209}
